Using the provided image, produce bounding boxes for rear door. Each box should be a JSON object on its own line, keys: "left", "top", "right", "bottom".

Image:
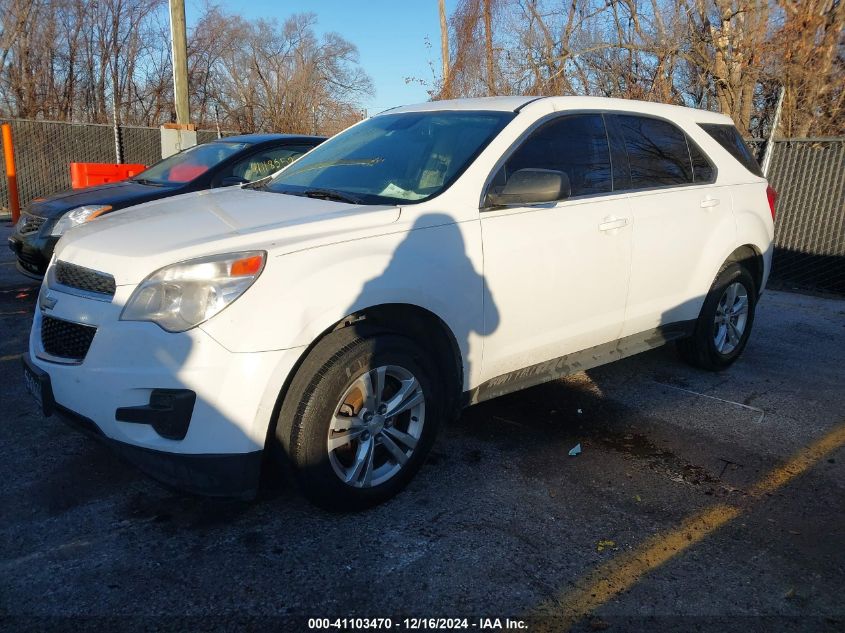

{"left": 608, "top": 114, "right": 734, "bottom": 337}
{"left": 479, "top": 113, "right": 633, "bottom": 382}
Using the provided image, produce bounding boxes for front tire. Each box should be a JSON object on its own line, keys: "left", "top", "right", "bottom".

{"left": 276, "top": 326, "right": 443, "bottom": 511}
{"left": 678, "top": 263, "right": 757, "bottom": 371}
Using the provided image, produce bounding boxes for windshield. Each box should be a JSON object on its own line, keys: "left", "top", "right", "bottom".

{"left": 263, "top": 111, "right": 514, "bottom": 204}
{"left": 135, "top": 142, "right": 249, "bottom": 185}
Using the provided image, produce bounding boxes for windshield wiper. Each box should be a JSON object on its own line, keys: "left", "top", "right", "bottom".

{"left": 243, "top": 175, "right": 272, "bottom": 190}
{"left": 302, "top": 189, "right": 364, "bottom": 204}
{"left": 132, "top": 178, "right": 168, "bottom": 187}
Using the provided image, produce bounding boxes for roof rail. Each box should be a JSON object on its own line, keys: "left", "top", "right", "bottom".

{"left": 514, "top": 96, "right": 547, "bottom": 113}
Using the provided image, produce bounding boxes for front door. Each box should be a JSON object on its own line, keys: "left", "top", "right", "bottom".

{"left": 479, "top": 113, "right": 633, "bottom": 383}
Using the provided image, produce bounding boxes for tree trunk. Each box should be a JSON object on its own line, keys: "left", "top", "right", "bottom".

{"left": 483, "top": 0, "right": 494, "bottom": 95}
{"left": 439, "top": 0, "right": 450, "bottom": 98}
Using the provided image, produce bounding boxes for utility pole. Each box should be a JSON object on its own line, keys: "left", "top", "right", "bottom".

{"left": 169, "top": 0, "right": 189, "bottom": 125}
{"left": 439, "top": 0, "right": 450, "bottom": 98}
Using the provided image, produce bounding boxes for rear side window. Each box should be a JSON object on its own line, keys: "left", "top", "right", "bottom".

{"left": 501, "top": 113, "right": 612, "bottom": 196}
{"left": 616, "top": 115, "right": 692, "bottom": 188}
{"left": 699, "top": 123, "right": 763, "bottom": 177}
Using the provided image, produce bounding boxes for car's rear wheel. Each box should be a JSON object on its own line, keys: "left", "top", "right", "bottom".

{"left": 276, "top": 326, "right": 443, "bottom": 511}
{"left": 678, "top": 263, "right": 757, "bottom": 371}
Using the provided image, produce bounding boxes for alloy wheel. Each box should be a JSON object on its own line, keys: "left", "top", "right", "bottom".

{"left": 327, "top": 365, "right": 426, "bottom": 488}
{"left": 713, "top": 281, "right": 749, "bottom": 354}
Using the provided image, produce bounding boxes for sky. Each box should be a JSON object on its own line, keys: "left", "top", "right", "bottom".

{"left": 185, "top": 0, "right": 459, "bottom": 115}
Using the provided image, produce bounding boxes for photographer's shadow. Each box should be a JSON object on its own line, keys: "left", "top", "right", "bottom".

{"left": 346, "top": 212, "right": 499, "bottom": 393}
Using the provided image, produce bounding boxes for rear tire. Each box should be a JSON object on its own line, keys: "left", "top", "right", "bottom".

{"left": 678, "top": 263, "right": 757, "bottom": 371}
{"left": 275, "top": 326, "right": 443, "bottom": 511}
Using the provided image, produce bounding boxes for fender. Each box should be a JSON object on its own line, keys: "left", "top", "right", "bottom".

{"left": 201, "top": 215, "right": 487, "bottom": 390}
{"left": 731, "top": 182, "right": 775, "bottom": 288}
{"left": 673, "top": 188, "right": 742, "bottom": 324}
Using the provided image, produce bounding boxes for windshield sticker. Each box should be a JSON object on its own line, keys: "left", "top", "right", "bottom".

{"left": 378, "top": 183, "right": 426, "bottom": 200}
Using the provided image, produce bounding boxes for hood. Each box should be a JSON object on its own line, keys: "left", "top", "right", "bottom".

{"left": 29, "top": 180, "right": 177, "bottom": 219}
{"left": 54, "top": 187, "right": 400, "bottom": 285}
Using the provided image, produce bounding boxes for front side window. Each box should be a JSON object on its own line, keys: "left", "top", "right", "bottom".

{"left": 135, "top": 142, "right": 249, "bottom": 185}
{"left": 264, "top": 111, "right": 514, "bottom": 205}
{"left": 495, "top": 114, "right": 613, "bottom": 197}
{"left": 616, "top": 115, "right": 693, "bottom": 188}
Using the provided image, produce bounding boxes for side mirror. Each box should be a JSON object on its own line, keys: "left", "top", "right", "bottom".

{"left": 220, "top": 176, "right": 248, "bottom": 187}
{"left": 486, "top": 168, "right": 571, "bottom": 207}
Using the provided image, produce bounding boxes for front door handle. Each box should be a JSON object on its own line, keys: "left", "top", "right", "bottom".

{"left": 598, "top": 217, "right": 628, "bottom": 232}
{"left": 700, "top": 197, "right": 721, "bottom": 208}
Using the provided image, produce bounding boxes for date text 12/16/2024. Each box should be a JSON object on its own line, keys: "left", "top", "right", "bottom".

{"left": 307, "top": 618, "right": 528, "bottom": 630}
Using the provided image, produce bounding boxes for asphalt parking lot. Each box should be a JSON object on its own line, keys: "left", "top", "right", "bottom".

{"left": 1, "top": 220, "right": 843, "bottom": 632}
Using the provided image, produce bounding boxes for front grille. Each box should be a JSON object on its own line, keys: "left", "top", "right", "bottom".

{"left": 55, "top": 261, "right": 116, "bottom": 297}
{"left": 41, "top": 316, "right": 97, "bottom": 361}
{"left": 16, "top": 213, "right": 46, "bottom": 235}
{"left": 17, "top": 248, "right": 44, "bottom": 267}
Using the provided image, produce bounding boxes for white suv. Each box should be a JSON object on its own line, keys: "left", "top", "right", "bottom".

{"left": 23, "top": 96, "right": 775, "bottom": 510}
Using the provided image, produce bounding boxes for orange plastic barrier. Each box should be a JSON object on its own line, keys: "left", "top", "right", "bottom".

{"left": 2, "top": 123, "right": 21, "bottom": 222}
{"left": 70, "top": 162, "right": 147, "bottom": 189}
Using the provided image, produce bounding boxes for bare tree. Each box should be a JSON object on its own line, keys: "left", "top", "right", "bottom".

{"left": 2, "top": 0, "right": 840, "bottom": 137}
{"left": 772, "top": 0, "right": 844, "bottom": 137}
{"left": 435, "top": 0, "right": 843, "bottom": 137}
{"left": 0, "top": 2, "right": 373, "bottom": 134}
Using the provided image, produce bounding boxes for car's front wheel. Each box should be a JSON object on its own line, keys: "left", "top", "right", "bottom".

{"left": 678, "top": 262, "right": 757, "bottom": 371}
{"left": 276, "top": 327, "right": 443, "bottom": 511}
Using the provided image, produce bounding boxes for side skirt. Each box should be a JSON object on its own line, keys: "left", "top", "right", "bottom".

{"left": 463, "top": 321, "right": 695, "bottom": 407}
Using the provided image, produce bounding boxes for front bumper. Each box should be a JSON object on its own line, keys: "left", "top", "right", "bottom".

{"left": 24, "top": 353, "right": 262, "bottom": 497}
{"left": 8, "top": 227, "right": 57, "bottom": 277}
{"left": 27, "top": 287, "right": 306, "bottom": 496}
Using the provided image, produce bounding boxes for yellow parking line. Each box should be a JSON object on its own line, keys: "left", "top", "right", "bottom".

{"left": 531, "top": 420, "right": 845, "bottom": 630}
{"left": 749, "top": 422, "right": 845, "bottom": 497}
{"left": 0, "top": 353, "right": 21, "bottom": 362}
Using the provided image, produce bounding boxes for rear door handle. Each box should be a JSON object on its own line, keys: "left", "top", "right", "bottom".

{"left": 598, "top": 217, "right": 628, "bottom": 232}
{"left": 700, "top": 197, "right": 721, "bottom": 208}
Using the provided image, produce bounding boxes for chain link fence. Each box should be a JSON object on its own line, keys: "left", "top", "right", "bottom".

{"left": 0, "top": 119, "right": 234, "bottom": 212}
{"left": 765, "top": 139, "right": 845, "bottom": 295}
{"left": 0, "top": 119, "right": 842, "bottom": 293}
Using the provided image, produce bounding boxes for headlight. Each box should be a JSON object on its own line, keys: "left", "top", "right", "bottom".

{"left": 120, "top": 251, "right": 266, "bottom": 332}
{"left": 50, "top": 205, "right": 112, "bottom": 236}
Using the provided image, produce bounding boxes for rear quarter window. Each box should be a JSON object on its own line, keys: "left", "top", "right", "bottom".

{"left": 699, "top": 123, "right": 763, "bottom": 177}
